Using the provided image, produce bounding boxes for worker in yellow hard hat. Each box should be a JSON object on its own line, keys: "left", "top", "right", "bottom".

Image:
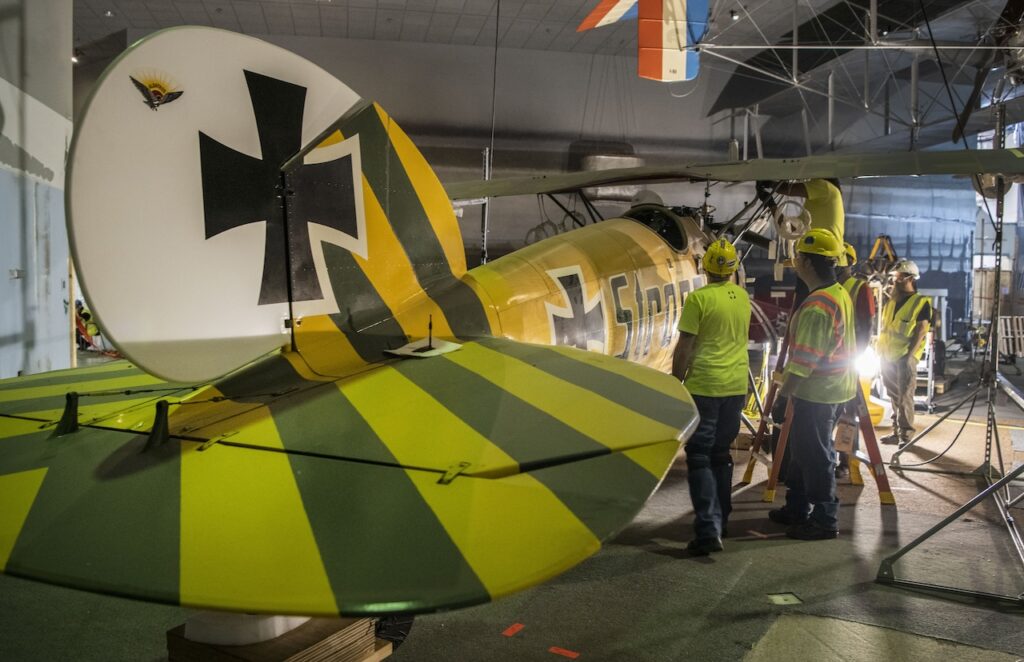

{"left": 672, "top": 238, "right": 751, "bottom": 555}
{"left": 770, "top": 228, "right": 855, "bottom": 540}
{"left": 834, "top": 243, "right": 875, "bottom": 478}
{"left": 878, "top": 259, "right": 931, "bottom": 447}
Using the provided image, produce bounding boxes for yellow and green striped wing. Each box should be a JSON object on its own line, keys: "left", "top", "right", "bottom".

{"left": 0, "top": 338, "right": 695, "bottom": 615}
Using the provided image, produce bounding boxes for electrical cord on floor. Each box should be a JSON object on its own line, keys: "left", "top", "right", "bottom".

{"left": 895, "top": 391, "right": 979, "bottom": 468}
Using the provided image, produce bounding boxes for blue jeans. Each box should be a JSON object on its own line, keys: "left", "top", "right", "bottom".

{"left": 686, "top": 394, "right": 745, "bottom": 540}
{"left": 784, "top": 398, "right": 840, "bottom": 531}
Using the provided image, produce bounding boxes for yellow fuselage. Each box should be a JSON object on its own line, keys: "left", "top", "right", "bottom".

{"left": 465, "top": 212, "right": 707, "bottom": 374}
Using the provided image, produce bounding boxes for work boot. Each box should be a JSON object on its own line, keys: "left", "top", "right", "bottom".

{"left": 686, "top": 536, "right": 724, "bottom": 556}
{"left": 785, "top": 522, "right": 839, "bottom": 541}
{"left": 880, "top": 433, "right": 901, "bottom": 445}
{"left": 768, "top": 508, "right": 809, "bottom": 526}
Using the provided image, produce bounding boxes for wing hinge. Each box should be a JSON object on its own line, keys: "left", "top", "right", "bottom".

{"left": 438, "top": 461, "right": 472, "bottom": 485}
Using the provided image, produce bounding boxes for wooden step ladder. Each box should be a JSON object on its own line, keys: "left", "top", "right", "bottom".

{"left": 740, "top": 357, "right": 896, "bottom": 506}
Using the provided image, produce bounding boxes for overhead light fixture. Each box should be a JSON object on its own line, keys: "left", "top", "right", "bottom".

{"left": 730, "top": 10, "right": 739, "bottom": 21}
{"left": 104, "top": 9, "right": 114, "bottom": 18}
{"left": 71, "top": 49, "right": 83, "bottom": 64}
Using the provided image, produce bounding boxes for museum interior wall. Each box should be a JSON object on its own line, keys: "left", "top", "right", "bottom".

{"left": 0, "top": 0, "right": 73, "bottom": 379}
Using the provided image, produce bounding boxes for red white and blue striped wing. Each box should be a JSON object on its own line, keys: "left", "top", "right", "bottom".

{"left": 577, "top": 0, "right": 639, "bottom": 31}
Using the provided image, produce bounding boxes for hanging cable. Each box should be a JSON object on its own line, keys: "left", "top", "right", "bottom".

{"left": 896, "top": 390, "right": 979, "bottom": 468}
{"left": 917, "top": 0, "right": 998, "bottom": 231}
{"left": 481, "top": 0, "right": 502, "bottom": 264}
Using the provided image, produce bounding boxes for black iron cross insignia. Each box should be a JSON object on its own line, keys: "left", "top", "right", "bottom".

{"left": 199, "top": 70, "right": 359, "bottom": 305}
{"left": 550, "top": 272, "right": 605, "bottom": 351}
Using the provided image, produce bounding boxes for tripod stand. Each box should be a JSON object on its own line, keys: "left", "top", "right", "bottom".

{"left": 877, "top": 104, "right": 1024, "bottom": 605}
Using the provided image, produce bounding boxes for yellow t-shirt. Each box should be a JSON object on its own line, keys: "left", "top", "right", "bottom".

{"left": 678, "top": 281, "right": 751, "bottom": 397}
{"left": 803, "top": 179, "right": 846, "bottom": 266}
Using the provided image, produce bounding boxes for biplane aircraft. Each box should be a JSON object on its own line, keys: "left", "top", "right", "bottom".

{"left": 2, "top": 26, "right": 1024, "bottom": 619}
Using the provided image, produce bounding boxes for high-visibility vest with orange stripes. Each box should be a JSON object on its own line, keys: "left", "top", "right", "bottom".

{"left": 784, "top": 282, "right": 856, "bottom": 404}
{"left": 878, "top": 292, "right": 930, "bottom": 362}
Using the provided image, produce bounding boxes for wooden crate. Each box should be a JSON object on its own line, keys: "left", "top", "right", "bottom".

{"left": 167, "top": 617, "right": 389, "bottom": 662}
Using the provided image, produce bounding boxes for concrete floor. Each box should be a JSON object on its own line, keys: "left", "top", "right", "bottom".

{"left": 2, "top": 368, "right": 1024, "bottom": 660}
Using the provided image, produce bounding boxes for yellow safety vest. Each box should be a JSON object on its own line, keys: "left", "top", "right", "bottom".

{"left": 878, "top": 293, "right": 929, "bottom": 361}
{"left": 842, "top": 276, "right": 871, "bottom": 351}
{"left": 842, "top": 277, "right": 863, "bottom": 301}
{"left": 785, "top": 283, "right": 856, "bottom": 404}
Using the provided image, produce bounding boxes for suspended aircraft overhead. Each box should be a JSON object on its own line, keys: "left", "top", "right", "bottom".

{"left": 578, "top": 0, "right": 709, "bottom": 82}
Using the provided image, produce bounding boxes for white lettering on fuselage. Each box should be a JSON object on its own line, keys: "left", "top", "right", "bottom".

{"left": 609, "top": 272, "right": 704, "bottom": 360}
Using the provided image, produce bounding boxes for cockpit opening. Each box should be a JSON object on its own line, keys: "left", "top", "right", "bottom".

{"left": 623, "top": 205, "right": 689, "bottom": 251}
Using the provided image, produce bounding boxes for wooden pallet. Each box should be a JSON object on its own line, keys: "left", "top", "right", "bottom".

{"left": 167, "top": 617, "right": 390, "bottom": 662}
{"left": 916, "top": 374, "right": 954, "bottom": 395}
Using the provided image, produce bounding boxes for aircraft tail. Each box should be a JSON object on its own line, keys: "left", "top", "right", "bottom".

{"left": 67, "top": 27, "right": 489, "bottom": 383}
{"left": 285, "top": 100, "right": 494, "bottom": 377}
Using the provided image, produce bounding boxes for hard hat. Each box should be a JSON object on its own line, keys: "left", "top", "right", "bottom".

{"left": 630, "top": 189, "right": 664, "bottom": 207}
{"left": 843, "top": 243, "right": 857, "bottom": 266}
{"left": 702, "top": 238, "right": 739, "bottom": 276}
{"left": 890, "top": 258, "right": 920, "bottom": 280}
{"left": 795, "top": 228, "right": 842, "bottom": 258}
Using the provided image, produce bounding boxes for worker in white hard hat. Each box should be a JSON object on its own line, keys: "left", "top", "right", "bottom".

{"left": 673, "top": 238, "right": 751, "bottom": 555}
{"left": 877, "top": 259, "right": 932, "bottom": 447}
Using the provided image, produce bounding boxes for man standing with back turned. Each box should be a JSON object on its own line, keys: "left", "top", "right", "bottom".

{"left": 673, "top": 238, "right": 751, "bottom": 555}
{"left": 770, "top": 229, "right": 855, "bottom": 540}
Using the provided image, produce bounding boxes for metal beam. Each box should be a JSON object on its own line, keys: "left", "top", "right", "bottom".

{"left": 753, "top": 104, "right": 764, "bottom": 158}
{"left": 698, "top": 43, "right": 1014, "bottom": 51}
{"left": 869, "top": 0, "right": 878, "bottom": 44}
{"left": 910, "top": 55, "right": 919, "bottom": 149}
{"left": 701, "top": 48, "right": 912, "bottom": 128}
{"left": 792, "top": 0, "right": 798, "bottom": 81}
{"left": 828, "top": 72, "right": 835, "bottom": 150}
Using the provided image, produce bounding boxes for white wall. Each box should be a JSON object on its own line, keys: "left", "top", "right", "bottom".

{"left": 0, "top": 0, "right": 73, "bottom": 378}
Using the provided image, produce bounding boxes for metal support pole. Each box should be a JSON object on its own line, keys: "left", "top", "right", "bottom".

{"left": 791, "top": 0, "right": 798, "bottom": 81}
{"left": 910, "top": 56, "right": 919, "bottom": 149}
{"left": 984, "top": 104, "right": 1007, "bottom": 478}
{"left": 801, "top": 108, "right": 812, "bottom": 156}
{"left": 869, "top": 0, "right": 878, "bottom": 44}
{"left": 752, "top": 104, "right": 763, "bottom": 159}
{"left": 880, "top": 102, "right": 1024, "bottom": 605}
{"left": 876, "top": 459, "right": 1024, "bottom": 605}
{"left": 863, "top": 50, "right": 870, "bottom": 110}
{"left": 827, "top": 72, "right": 835, "bottom": 150}
{"left": 578, "top": 190, "right": 603, "bottom": 224}
{"left": 480, "top": 147, "right": 491, "bottom": 265}
{"left": 884, "top": 78, "right": 891, "bottom": 135}
{"left": 743, "top": 109, "right": 749, "bottom": 160}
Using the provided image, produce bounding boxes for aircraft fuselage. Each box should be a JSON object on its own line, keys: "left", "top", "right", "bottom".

{"left": 464, "top": 208, "right": 708, "bottom": 374}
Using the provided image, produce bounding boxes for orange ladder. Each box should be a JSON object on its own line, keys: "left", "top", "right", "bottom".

{"left": 749, "top": 385, "right": 895, "bottom": 505}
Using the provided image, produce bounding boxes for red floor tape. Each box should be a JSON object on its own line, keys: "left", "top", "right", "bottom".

{"left": 548, "top": 646, "right": 580, "bottom": 659}
{"left": 502, "top": 623, "right": 525, "bottom": 637}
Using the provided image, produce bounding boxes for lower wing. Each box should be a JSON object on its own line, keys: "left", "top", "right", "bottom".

{"left": 0, "top": 337, "right": 695, "bottom": 615}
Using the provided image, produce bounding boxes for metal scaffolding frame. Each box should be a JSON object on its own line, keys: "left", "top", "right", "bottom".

{"left": 876, "top": 104, "right": 1024, "bottom": 606}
